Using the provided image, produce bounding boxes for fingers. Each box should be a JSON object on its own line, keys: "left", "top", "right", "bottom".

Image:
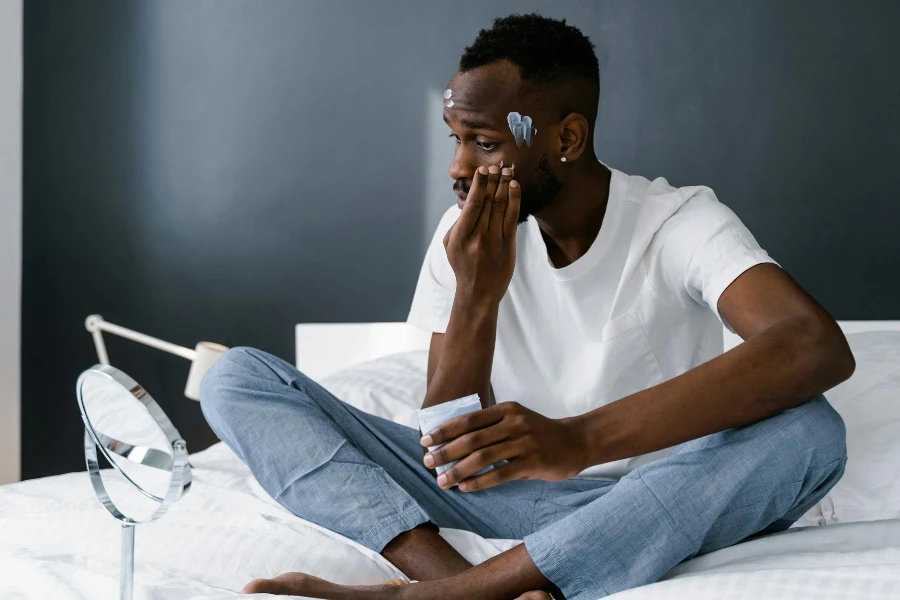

{"left": 457, "top": 461, "right": 522, "bottom": 492}
{"left": 490, "top": 167, "right": 513, "bottom": 231}
{"left": 421, "top": 404, "right": 504, "bottom": 447}
{"left": 504, "top": 179, "right": 521, "bottom": 239}
{"left": 425, "top": 422, "right": 509, "bottom": 468}
{"left": 474, "top": 165, "right": 502, "bottom": 232}
{"left": 457, "top": 166, "right": 488, "bottom": 233}
{"left": 438, "top": 442, "right": 520, "bottom": 489}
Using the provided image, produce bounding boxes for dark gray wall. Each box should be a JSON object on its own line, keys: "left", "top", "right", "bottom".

{"left": 23, "top": 0, "right": 900, "bottom": 478}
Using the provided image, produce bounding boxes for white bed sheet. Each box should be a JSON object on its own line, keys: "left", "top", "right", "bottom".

{"left": 1, "top": 441, "right": 898, "bottom": 600}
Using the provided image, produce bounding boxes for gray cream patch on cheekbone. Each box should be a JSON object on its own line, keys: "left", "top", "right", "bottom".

{"left": 507, "top": 112, "right": 535, "bottom": 147}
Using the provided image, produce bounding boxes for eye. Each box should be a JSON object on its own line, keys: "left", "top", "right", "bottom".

{"left": 448, "top": 133, "right": 460, "bottom": 145}
{"left": 477, "top": 141, "right": 499, "bottom": 152}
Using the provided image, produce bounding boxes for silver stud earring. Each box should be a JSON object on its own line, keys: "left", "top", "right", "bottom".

{"left": 560, "top": 156, "right": 567, "bottom": 163}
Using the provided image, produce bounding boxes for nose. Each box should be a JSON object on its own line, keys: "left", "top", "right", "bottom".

{"left": 449, "top": 145, "right": 478, "bottom": 182}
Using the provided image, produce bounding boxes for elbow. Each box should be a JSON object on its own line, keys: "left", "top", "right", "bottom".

{"left": 827, "top": 342, "right": 856, "bottom": 386}
{"left": 834, "top": 343, "right": 856, "bottom": 384}
{"left": 802, "top": 316, "right": 856, "bottom": 386}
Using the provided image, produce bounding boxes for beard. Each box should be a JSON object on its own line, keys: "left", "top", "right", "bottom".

{"left": 517, "top": 154, "right": 562, "bottom": 223}
{"left": 452, "top": 153, "right": 563, "bottom": 225}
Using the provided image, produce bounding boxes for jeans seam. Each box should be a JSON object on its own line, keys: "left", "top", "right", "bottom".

{"left": 720, "top": 480, "right": 803, "bottom": 517}
{"left": 530, "top": 482, "right": 550, "bottom": 532}
{"left": 809, "top": 455, "right": 847, "bottom": 474}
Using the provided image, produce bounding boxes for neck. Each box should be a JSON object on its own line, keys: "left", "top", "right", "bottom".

{"left": 532, "top": 159, "right": 611, "bottom": 268}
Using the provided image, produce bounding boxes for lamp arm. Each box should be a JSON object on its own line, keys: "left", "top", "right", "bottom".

{"left": 85, "top": 315, "right": 198, "bottom": 365}
{"left": 90, "top": 325, "right": 111, "bottom": 366}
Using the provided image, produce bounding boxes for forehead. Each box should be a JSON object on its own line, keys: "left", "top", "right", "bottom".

{"left": 444, "top": 62, "right": 522, "bottom": 128}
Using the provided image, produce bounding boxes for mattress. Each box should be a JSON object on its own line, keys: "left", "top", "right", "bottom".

{"left": 1, "top": 441, "right": 898, "bottom": 599}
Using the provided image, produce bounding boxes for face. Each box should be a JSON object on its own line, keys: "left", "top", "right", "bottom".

{"left": 444, "top": 62, "right": 562, "bottom": 222}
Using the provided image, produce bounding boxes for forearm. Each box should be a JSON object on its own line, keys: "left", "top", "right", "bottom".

{"left": 571, "top": 316, "right": 855, "bottom": 470}
{"left": 421, "top": 293, "right": 499, "bottom": 410}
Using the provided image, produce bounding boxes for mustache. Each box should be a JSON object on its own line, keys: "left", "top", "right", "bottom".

{"left": 453, "top": 180, "right": 470, "bottom": 197}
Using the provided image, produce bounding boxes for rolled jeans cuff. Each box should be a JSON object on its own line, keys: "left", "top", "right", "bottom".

{"left": 359, "top": 504, "right": 433, "bottom": 553}
{"left": 525, "top": 529, "right": 589, "bottom": 600}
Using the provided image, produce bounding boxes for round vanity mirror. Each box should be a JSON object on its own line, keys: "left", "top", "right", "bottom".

{"left": 76, "top": 364, "right": 191, "bottom": 600}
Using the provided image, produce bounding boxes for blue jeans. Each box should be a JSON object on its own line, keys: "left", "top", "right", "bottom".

{"left": 200, "top": 347, "right": 847, "bottom": 600}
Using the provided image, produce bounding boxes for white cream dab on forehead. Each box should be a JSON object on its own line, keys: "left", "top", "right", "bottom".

{"left": 444, "top": 89, "right": 454, "bottom": 108}
{"left": 507, "top": 112, "right": 535, "bottom": 147}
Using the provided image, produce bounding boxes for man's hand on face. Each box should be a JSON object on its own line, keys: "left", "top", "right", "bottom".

{"left": 420, "top": 401, "right": 588, "bottom": 491}
{"left": 443, "top": 165, "right": 520, "bottom": 306}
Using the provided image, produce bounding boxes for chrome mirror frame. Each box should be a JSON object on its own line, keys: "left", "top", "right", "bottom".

{"left": 77, "top": 364, "right": 192, "bottom": 600}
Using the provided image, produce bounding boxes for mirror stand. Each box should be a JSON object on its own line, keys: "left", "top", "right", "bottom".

{"left": 121, "top": 522, "right": 135, "bottom": 600}
{"left": 78, "top": 366, "right": 192, "bottom": 600}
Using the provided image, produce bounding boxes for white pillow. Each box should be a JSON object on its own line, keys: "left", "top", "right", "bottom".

{"left": 318, "top": 334, "right": 900, "bottom": 526}
{"left": 318, "top": 350, "right": 427, "bottom": 429}
{"left": 796, "top": 330, "right": 900, "bottom": 525}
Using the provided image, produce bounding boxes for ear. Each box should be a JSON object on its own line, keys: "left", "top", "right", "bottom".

{"left": 557, "top": 112, "right": 590, "bottom": 163}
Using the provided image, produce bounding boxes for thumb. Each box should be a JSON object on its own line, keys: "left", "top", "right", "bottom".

{"left": 443, "top": 223, "right": 455, "bottom": 249}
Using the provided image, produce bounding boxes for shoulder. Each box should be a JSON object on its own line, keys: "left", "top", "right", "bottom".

{"left": 611, "top": 164, "right": 719, "bottom": 208}
{"left": 613, "top": 168, "right": 742, "bottom": 256}
{"left": 647, "top": 183, "right": 745, "bottom": 251}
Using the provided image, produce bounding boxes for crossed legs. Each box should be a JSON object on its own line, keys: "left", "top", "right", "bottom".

{"left": 201, "top": 348, "right": 846, "bottom": 599}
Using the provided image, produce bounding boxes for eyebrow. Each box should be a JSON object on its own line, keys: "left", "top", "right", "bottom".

{"left": 443, "top": 114, "right": 496, "bottom": 131}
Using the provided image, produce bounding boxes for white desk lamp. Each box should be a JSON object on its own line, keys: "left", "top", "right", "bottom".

{"left": 84, "top": 314, "right": 228, "bottom": 400}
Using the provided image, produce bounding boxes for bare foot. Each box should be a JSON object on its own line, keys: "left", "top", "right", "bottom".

{"left": 240, "top": 572, "right": 555, "bottom": 600}
{"left": 240, "top": 572, "right": 404, "bottom": 599}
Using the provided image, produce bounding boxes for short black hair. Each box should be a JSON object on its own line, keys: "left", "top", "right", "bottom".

{"left": 459, "top": 14, "right": 599, "bottom": 89}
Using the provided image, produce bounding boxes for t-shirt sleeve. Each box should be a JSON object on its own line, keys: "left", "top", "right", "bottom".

{"left": 407, "top": 206, "right": 460, "bottom": 334}
{"left": 649, "top": 188, "right": 779, "bottom": 332}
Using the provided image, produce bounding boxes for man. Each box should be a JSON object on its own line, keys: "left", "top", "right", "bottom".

{"left": 201, "top": 14, "right": 854, "bottom": 600}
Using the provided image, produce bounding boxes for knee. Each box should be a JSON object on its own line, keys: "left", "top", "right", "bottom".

{"left": 199, "top": 347, "right": 317, "bottom": 433}
{"left": 774, "top": 395, "right": 847, "bottom": 468}
{"left": 200, "top": 346, "right": 256, "bottom": 393}
{"left": 199, "top": 347, "right": 265, "bottom": 428}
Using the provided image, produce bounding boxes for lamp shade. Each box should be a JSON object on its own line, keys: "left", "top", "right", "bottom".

{"left": 184, "top": 342, "right": 228, "bottom": 401}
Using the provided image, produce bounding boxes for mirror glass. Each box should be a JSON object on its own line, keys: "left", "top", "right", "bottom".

{"left": 78, "top": 369, "right": 177, "bottom": 520}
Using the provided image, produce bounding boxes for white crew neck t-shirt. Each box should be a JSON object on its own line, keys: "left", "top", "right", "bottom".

{"left": 407, "top": 166, "right": 778, "bottom": 479}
